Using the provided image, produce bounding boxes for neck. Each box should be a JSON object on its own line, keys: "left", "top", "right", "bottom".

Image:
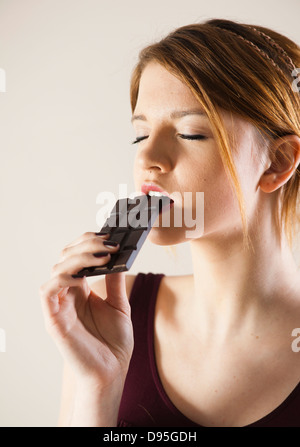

{"left": 188, "top": 215, "right": 299, "bottom": 340}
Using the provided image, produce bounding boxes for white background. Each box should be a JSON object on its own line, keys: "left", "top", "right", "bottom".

{"left": 0, "top": 0, "right": 299, "bottom": 427}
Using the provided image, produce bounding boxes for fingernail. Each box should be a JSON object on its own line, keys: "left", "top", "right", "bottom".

{"left": 95, "top": 231, "right": 110, "bottom": 236}
{"left": 103, "top": 240, "right": 119, "bottom": 248}
{"left": 93, "top": 251, "right": 110, "bottom": 258}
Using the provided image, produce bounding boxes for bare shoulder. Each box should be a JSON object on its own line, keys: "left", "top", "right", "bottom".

{"left": 91, "top": 274, "right": 138, "bottom": 300}
{"left": 157, "top": 273, "right": 194, "bottom": 311}
{"left": 160, "top": 273, "right": 193, "bottom": 294}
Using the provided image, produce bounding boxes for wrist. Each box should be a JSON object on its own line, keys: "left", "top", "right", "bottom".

{"left": 70, "top": 376, "right": 126, "bottom": 427}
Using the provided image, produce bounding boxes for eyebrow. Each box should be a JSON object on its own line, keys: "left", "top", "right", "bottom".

{"left": 131, "top": 109, "right": 208, "bottom": 123}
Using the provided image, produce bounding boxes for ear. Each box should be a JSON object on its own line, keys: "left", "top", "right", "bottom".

{"left": 259, "top": 134, "right": 300, "bottom": 193}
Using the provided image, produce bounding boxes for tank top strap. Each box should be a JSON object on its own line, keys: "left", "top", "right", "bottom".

{"left": 128, "top": 272, "right": 165, "bottom": 356}
{"left": 118, "top": 272, "right": 165, "bottom": 427}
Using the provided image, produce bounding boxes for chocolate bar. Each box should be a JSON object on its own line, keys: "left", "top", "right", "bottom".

{"left": 73, "top": 193, "right": 172, "bottom": 277}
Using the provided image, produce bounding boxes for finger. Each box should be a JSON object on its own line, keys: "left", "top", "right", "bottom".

{"left": 105, "top": 272, "right": 130, "bottom": 314}
{"left": 39, "top": 273, "right": 87, "bottom": 318}
{"left": 63, "top": 231, "right": 111, "bottom": 251}
{"left": 52, "top": 251, "right": 114, "bottom": 278}
{"left": 59, "top": 233, "right": 114, "bottom": 263}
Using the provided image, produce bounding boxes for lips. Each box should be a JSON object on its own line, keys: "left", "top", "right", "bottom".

{"left": 140, "top": 183, "right": 174, "bottom": 213}
{"left": 141, "top": 183, "right": 172, "bottom": 199}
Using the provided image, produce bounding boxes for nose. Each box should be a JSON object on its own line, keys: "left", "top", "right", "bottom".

{"left": 135, "top": 131, "right": 174, "bottom": 174}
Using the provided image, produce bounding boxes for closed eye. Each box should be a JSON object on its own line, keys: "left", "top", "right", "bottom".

{"left": 179, "top": 134, "right": 207, "bottom": 140}
{"left": 131, "top": 134, "right": 207, "bottom": 144}
{"left": 132, "top": 136, "right": 149, "bottom": 144}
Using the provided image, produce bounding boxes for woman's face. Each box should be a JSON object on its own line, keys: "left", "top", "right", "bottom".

{"left": 132, "top": 62, "right": 269, "bottom": 246}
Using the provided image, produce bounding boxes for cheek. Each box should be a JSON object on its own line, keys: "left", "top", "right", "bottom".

{"left": 133, "top": 157, "right": 140, "bottom": 191}
{"left": 186, "top": 156, "right": 242, "bottom": 233}
{"left": 183, "top": 151, "right": 230, "bottom": 200}
{"left": 205, "top": 177, "right": 239, "bottom": 219}
{"left": 231, "top": 141, "right": 265, "bottom": 209}
{"left": 204, "top": 171, "right": 239, "bottom": 220}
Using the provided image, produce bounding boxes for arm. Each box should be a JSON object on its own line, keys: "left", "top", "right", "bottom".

{"left": 56, "top": 273, "right": 137, "bottom": 427}
{"left": 59, "top": 362, "right": 127, "bottom": 427}
{"left": 40, "top": 232, "right": 136, "bottom": 427}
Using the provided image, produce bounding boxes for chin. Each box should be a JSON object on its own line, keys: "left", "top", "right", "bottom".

{"left": 147, "top": 226, "right": 192, "bottom": 246}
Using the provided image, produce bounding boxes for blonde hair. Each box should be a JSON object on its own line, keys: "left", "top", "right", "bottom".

{"left": 130, "top": 19, "right": 300, "bottom": 250}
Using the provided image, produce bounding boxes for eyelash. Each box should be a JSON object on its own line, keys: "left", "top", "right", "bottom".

{"left": 180, "top": 134, "right": 207, "bottom": 141}
{"left": 132, "top": 136, "right": 148, "bottom": 144}
{"left": 131, "top": 134, "right": 207, "bottom": 144}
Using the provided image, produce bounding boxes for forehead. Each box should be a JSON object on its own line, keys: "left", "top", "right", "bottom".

{"left": 136, "top": 62, "right": 202, "bottom": 112}
{"left": 135, "top": 62, "right": 265, "bottom": 155}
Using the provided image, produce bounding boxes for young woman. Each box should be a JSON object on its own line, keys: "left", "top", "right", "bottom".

{"left": 40, "top": 19, "right": 300, "bottom": 427}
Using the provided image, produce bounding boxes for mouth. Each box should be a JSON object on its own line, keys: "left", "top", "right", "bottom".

{"left": 141, "top": 183, "right": 172, "bottom": 198}
{"left": 141, "top": 183, "right": 174, "bottom": 211}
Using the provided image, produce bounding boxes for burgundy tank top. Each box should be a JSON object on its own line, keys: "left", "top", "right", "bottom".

{"left": 117, "top": 272, "right": 300, "bottom": 427}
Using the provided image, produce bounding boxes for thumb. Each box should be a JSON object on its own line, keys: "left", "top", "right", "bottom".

{"left": 105, "top": 272, "right": 129, "bottom": 313}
